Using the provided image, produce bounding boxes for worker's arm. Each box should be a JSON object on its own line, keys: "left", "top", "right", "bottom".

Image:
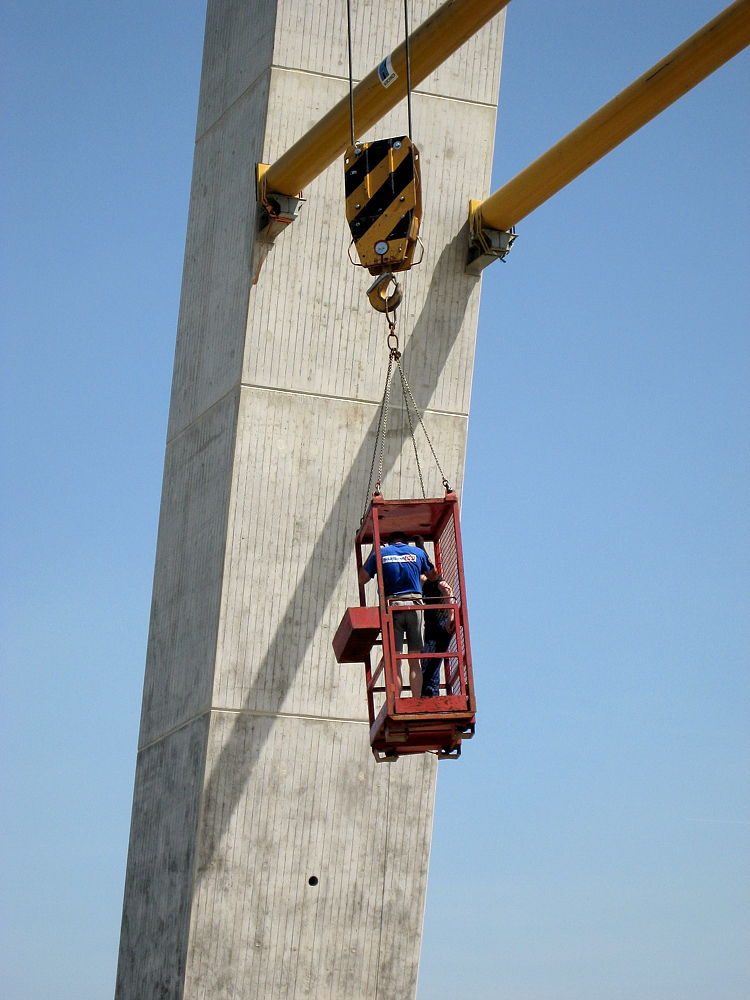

{"left": 359, "top": 547, "right": 377, "bottom": 586}
{"left": 436, "top": 577, "right": 456, "bottom": 629}
{"left": 414, "top": 536, "right": 439, "bottom": 581}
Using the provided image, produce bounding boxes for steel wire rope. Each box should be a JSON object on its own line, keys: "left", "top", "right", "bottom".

{"left": 346, "top": 0, "right": 356, "bottom": 146}
{"left": 346, "top": 0, "right": 413, "bottom": 145}
{"left": 403, "top": 0, "right": 413, "bottom": 139}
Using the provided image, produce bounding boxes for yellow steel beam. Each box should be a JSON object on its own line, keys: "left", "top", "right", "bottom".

{"left": 262, "top": 0, "right": 511, "bottom": 198}
{"left": 476, "top": 0, "right": 750, "bottom": 233}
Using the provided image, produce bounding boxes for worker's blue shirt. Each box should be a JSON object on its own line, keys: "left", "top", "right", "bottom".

{"left": 365, "top": 543, "right": 431, "bottom": 597}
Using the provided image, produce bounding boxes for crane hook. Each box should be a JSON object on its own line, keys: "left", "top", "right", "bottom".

{"left": 366, "top": 272, "right": 402, "bottom": 313}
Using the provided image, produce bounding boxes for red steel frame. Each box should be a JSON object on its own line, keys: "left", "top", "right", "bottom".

{"left": 345, "top": 492, "right": 476, "bottom": 761}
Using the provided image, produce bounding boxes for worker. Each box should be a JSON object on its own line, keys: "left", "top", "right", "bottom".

{"left": 358, "top": 531, "right": 438, "bottom": 698}
{"left": 420, "top": 574, "right": 456, "bottom": 697}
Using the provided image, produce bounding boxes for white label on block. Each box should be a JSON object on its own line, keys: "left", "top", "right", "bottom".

{"left": 377, "top": 53, "right": 398, "bottom": 88}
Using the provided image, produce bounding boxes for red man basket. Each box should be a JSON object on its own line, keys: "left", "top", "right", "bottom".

{"left": 333, "top": 492, "right": 475, "bottom": 761}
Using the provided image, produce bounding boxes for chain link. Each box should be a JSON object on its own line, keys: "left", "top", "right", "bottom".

{"left": 397, "top": 359, "right": 425, "bottom": 498}
{"left": 363, "top": 352, "right": 394, "bottom": 516}
{"left": 375, "top": 351, "right": 396, "bottom": 494}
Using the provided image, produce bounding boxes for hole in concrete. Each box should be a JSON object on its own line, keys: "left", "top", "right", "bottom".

{"left": 308, "top": 875, "right": 319, "bottom": 887}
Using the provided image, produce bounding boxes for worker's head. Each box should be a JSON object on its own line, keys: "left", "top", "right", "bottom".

{"left": 388, "top": 531, "right": 407, "bottom": 545}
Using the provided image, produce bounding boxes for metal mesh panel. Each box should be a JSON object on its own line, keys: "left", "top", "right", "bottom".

{"left": 436, "top": 514, "right": 466, "bottom": 696}
{"left": 437, "top": 515, "right": 461, "bottom": 605}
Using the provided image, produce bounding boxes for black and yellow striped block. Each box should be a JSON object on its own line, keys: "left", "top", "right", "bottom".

{"left": 344, "top": 137, "right": 422, "bottom": 275}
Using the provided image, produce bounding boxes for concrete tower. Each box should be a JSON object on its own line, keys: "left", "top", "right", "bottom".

{"left": 116, "top": 1, "right": 504, "bottom": 996}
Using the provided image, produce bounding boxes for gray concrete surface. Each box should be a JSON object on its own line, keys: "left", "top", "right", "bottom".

{"left": 116, "top": 1, "right": 504, "bottom": 996}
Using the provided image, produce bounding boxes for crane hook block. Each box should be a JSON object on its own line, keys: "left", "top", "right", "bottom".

{"left": 367, "top": 272, "right": 402, "bottom": 313}
{"left": 344, "top": 137, "right": 422, "bottom": 276}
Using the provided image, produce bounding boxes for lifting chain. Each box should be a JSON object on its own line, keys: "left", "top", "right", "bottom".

{"left": 386, "top": 309, "right": 399, "bottom": 355}
{"left": 362, "top": 311, "right": 452, "bottom": 519}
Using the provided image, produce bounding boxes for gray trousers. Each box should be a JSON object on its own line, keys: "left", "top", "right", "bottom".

{"left": 390, "top": 594, "right": 423, "bottom": 654}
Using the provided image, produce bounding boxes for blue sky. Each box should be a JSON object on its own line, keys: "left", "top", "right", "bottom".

{"left": 2, "top": 2, "right": 748, "bottom": 998}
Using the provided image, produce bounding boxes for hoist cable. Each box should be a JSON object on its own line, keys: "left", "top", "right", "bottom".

{"left": 346, "top": 0, "right": 356, "bottom": 146}
{"left": 403, "top": 0, "right": 413, "bottom": 139}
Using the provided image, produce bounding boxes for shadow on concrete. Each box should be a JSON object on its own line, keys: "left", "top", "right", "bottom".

{"left": 196, "top": 226, "right": 477, "bottom": 877}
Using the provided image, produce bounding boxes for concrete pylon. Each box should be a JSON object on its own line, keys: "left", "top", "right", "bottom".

{"left": 115, "top": 2, "right": 504, "bottom": 997}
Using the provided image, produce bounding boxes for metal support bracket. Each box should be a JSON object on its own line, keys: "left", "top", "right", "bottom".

{"left": 256, "top": 163, "right": 304, "bottom": 242}
{"left": 465, "top": 199, "right": 516, "bottom": 275}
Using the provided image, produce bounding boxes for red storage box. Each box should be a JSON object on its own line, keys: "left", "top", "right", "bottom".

{"left": 332, "top": 606, "right": 382, "bottom": 662}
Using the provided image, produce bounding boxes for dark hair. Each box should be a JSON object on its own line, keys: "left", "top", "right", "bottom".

{"left": 388, "top": 531, "right": 407, "bottom": 545}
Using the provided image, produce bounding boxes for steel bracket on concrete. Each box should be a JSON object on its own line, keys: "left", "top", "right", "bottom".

{"left": 465, "top": 198, "right": 516, "bottom": 275}
{"left": 256, "top": 163, "right": 304, "bottom": 242}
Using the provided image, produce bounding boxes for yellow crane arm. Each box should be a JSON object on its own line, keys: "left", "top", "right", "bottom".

{"left": 474, "top": 0, "right": 750, "bottom": 238}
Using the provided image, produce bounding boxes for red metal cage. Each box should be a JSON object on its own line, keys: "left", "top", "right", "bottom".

{"left": 333, "top": 493, "right": 475, "bottom": 761}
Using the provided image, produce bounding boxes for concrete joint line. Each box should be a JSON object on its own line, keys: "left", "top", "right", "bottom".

{"left": 167, "top": 380, "right": 468, "bottom": 447}
{"left": 271, "top": 63, "right": 498, "bottom": 109}
{"left": 165, "top": 384, "right": 240, "bottom": 446}
{"left": 136, "top": 703, "right": 368, "bottom": 754}
{"left": 194, "top": 60, "right": 495, "bottom": 147}
{"left": 195, "top": 65, "right": 272, "bottom": 144}
{"left": 238, "top": 378, "right": 470, "bottom": 418}
{"left": 211, "top": 705, "right": 369, "bottom": 726}
{"left": 137, "top": 707, "right": 212, "bottom": 753}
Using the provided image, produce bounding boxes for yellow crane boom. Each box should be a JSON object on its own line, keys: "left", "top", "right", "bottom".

{"left": 469, "top": 0, "right": 750, "bottom": 270}
{"left": 256, "top": 0, "right": 749, "bottom": 276}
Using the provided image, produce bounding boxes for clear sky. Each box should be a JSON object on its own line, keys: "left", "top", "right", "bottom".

{"left": 2, "top": 2, "right": 748, "bottom": 998}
